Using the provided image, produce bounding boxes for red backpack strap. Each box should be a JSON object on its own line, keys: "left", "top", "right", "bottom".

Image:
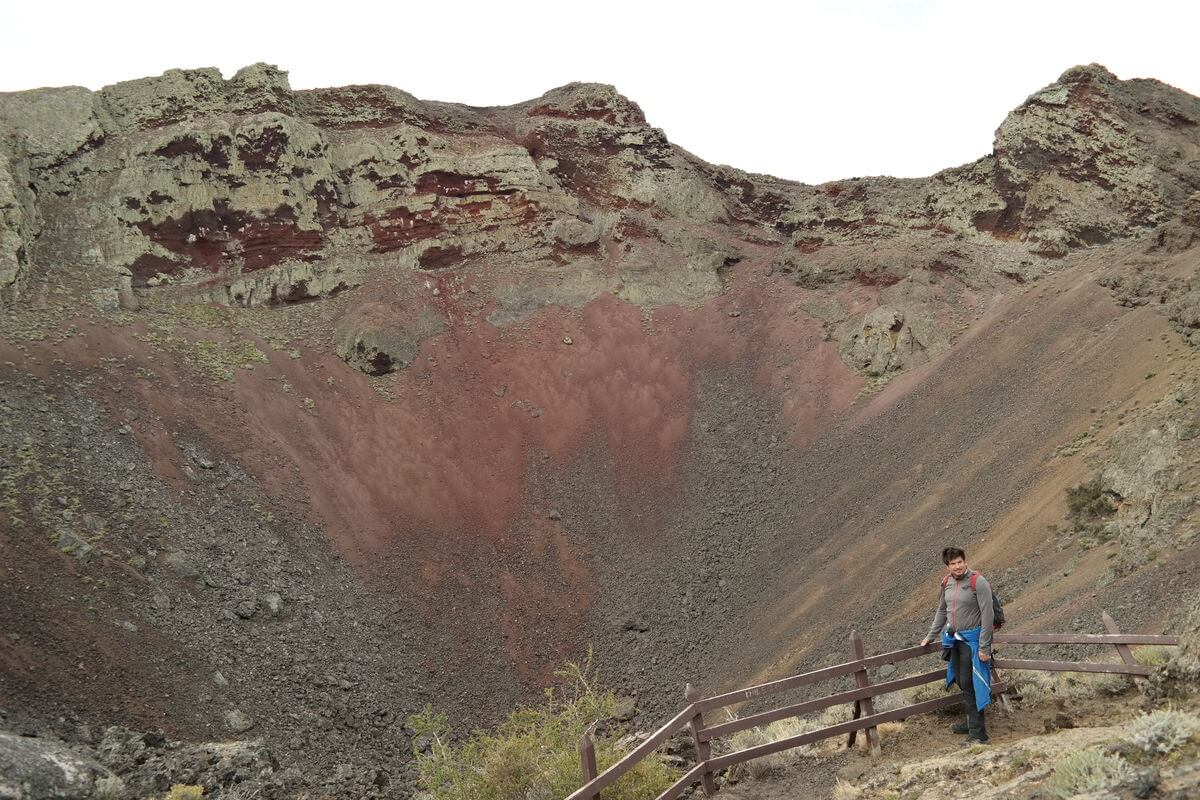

{"left": 970, "top": 572, "right": 980, "bottom": 590}
{"left": 941, "top": 575, "right": 950, "bottom": 588}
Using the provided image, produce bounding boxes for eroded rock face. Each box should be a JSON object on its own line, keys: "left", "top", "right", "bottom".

{"left": 1097, "top": 398, "right": 1191, "bottom": 577}
{"left": 1, "top": 61, "right": 1199, "bottom": 357}
{"left": 985, "top": 64, "right": 1200, "bottom": 254}
{"left": 839, "top": 304, "right": 947, "bottom": 377}
{"left": 0, "top": 154, "right": 28, "bottom": 302}
{"left": 335, "top": 303, "right": 446, "bottom": 375}
{"left": 0, "top": 732, "right": 110, "bottom": 800}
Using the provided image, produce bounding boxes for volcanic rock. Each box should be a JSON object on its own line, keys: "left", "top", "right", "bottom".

{"left": 0, "top": 732, "right": 111, "bottom": 800}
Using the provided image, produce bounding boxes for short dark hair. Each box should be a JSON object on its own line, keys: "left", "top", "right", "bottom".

{"left": 942, "top": 547, "right": 966, "bottom": 564}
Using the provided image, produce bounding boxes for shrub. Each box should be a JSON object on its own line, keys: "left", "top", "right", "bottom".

{"left": 1009, "top": 750, "right": 1032, "bottom": 770}
{"left": 1046, "top": 750, "right": 1134, "bottom": 799}
{"left": 725, "top": 714, "right": 824, "bottom": 782}
{"left": 1134, "top": 645, "right": 1180, "bottom": 667}
{"left": 816, "top": 703, "right": 853, "bottom": 727}
{"left": 409, "top": 652, "right": 676, "bottom": 800}
{"left": 831, "top": 778, "right": 862, "bottom": 799}
{"left": 1121, "top": 709, "right": 1200, "bottom": 756}
{"left": 1007, "top": 668, "right": 1130, "bottom": 705}
{"left": 727, "top": 727, "right": 789, "bottom": 781}
{"left": 92, "top": 776, "right": 128, "bottom": 800}
{"left": 1065, "top": 478, "right": 1117, "bottom": 526}
{"left": 164, "top": 787, "right": 204, "bottom": 800}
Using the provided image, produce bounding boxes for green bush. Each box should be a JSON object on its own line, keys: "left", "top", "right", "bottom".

{"left": 409, "top": 653, "right": 677, "bottom": 800}
{"left": 1065, "top": 478, "right": 1117, "bottom": 525}
{"left": 1121, "top": 709, "right": 1200, "bottom": 756}
{"left": 1046, "top": 750, "right": 1134, "bottom": 799}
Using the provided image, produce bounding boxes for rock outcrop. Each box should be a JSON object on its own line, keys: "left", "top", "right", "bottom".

{"left": 0, "top": 732, "right": 113, "bottom": 800}
{"left": 335, "top": 302, "right": 445, "bottom": 375}
{"left": 3, "top": 62, "right": 1198, "bottom": 368}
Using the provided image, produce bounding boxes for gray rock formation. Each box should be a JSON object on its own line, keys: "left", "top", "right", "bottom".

{"left": 0, "top": 732, "right": 112, "bottom": 800}
{"left": 1, "top": 62, "right": 1196, "bottom": 377}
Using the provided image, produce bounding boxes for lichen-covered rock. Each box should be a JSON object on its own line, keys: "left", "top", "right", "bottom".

{"left": 549, "top": 216, "right": 600, "bottom": 247}
{"left": 0, "top": 731, "right": 111, "bottom": 800}
{"left": 0, "top": 86, "right": 104, "bottom": 173}
{"left": 1145, "top": 587, "right": 1200, "bottom": 700}
{"left": 221, "top": 257, "right": 363, "bottom": 307}
{"left": 2, "top": 60, "right": 1200, "bottom": 385}
{"left": 113, "top": 112, "right": 339, "bottom": 284}
{"left": 228, "top": 63, "right": 295, "bottom": 115}
{"left": 520, "top": 82, "right": 648, "bottom": 127}
{"left": 984, "top": 64, "right": 1200, "bottom": 249}
{"left": 0, "top": 155, "right": 29, "bottom": 302}
{"left": 839, "top": 304, "right": 947, "bottom": 377}
{"left": 1096, "top": 402, "right": 1192, "bottom": 578}
{"left": 98, "top": 68, "right": 229, "bottom": 131}
{"left": 93, "top": 726, "right": 281, "bottom": 799}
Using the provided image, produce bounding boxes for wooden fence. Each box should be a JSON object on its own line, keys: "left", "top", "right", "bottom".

{"left": 565, "top": 612, "right": 1178, "bottom": 800}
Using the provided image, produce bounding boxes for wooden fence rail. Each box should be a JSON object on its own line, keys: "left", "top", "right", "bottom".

{"left": 564, "top": 611, "right": 1179, "bottom": 800}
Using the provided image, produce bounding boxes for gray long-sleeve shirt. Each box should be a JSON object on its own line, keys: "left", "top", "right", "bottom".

{"left": 926, "top": 570, "right": 994, "bottom": 652}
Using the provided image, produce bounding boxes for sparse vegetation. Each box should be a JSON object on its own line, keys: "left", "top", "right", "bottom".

{"left": 724, "top": 713, "right": 828, "bottom": 781}
{"left": 1066, "top": 477, "right": 1118, "bottom": 523}
{"left": 1007, "top": 668, "right": 1131, "bottom": 704}
{"left": 408, "top": 652, "right": 676, "bottom": 800}
{"left": 1046, "top": 750, "right": 1134, "bottom": 799}
{"left": 891, "top": 678, "right": 963, "bottom": 716}
{"left": 1066, "top": 477, "right": 1109, "bottom": 519}
{"left": 164, "top": 786, "right": 205, "bottom": 800}
{"left": 1134, "top": 645, "right": 1180, "bottom": 667}
{"left": 831, "top": 777, "right": 863, "bottom": 799}
{"left": 1064, "top": 477, "right": 1119, "bottom": 546}
{"left": 721, "top": 704, "right": 905, "bottom": 783}
{"left": 91, "top": 776, "right": 128, "bottom": 800}
{"left": 1121, "top": 709, "right": 1200, "bottom": 756}
{"left": 998, "top": 747, "right": 1051, "bottom": 785}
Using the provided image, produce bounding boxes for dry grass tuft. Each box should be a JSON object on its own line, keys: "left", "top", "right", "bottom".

{"left": 831, "top": 777, "right": 863, "bottom": 799}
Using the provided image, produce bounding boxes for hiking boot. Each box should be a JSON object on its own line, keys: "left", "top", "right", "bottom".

{"left": 951, "top": 721, "right": 970, "bottom": 734}
{"left": 963, "top": 736, "right": 990, "bottom": 746}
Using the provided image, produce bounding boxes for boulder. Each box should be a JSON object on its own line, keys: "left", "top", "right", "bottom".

{"left": 0, "top": 732, "right": 110, "bottom": 800}
{"left": 839, "top": 305, "right": 946, "bottom": 377}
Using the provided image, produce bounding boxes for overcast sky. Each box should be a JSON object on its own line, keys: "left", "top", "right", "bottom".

{"left": 4, "top": 0, "right": 1196, "bottom": 185}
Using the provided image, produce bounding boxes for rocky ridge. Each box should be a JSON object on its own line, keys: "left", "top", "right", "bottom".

{"left": 2, "top": 63, "right": 1198, "bottom": 371}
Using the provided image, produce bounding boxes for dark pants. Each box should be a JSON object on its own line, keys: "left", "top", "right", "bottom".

{"left": 954, "top": 641, "right": 988, "bottom": 740}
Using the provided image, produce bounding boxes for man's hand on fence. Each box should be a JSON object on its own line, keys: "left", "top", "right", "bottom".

{"left": 920, "top": 637, "right": 931, "bottom": 647}
{"left": 979, "top": 651, "right": 990, "bottom": 662}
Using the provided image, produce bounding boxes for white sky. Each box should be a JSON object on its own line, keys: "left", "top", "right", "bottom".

{"left": 3, "top": 0, "right": 1197, "bottom": 185}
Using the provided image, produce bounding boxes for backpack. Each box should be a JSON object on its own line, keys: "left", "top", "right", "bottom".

{"left": 942, "top": 571, "right": 1006, "bottom": 629}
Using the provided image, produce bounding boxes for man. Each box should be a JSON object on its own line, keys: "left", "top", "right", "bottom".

{"left": 920, "top": 546, "right": 993, "bottom": 744}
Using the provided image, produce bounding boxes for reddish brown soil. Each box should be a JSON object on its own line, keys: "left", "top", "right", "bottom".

{"left": 2, "top": 242, "right": 1195, "bottom": 771}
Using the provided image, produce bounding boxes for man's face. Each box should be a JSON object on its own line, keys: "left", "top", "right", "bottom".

{"left": 946, "top": 556, "right": 967, "bottom": 578}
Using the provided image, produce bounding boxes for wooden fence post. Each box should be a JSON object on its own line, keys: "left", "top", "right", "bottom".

{"left": 578, "top": 733, "right": 599, "bottom": 800}
{"left": 684, "top": 683, "right": 718, "bottom": 796}
{"left": 1101, "top": 611, "right": 1141, "bottom": 683}
{"left": 848, "top": 631, "right": 882, "bottom": 756}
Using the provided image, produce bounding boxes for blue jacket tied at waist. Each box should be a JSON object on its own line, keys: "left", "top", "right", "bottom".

{"left": 942, "top": 626, "right": 991, "bottom": 711}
